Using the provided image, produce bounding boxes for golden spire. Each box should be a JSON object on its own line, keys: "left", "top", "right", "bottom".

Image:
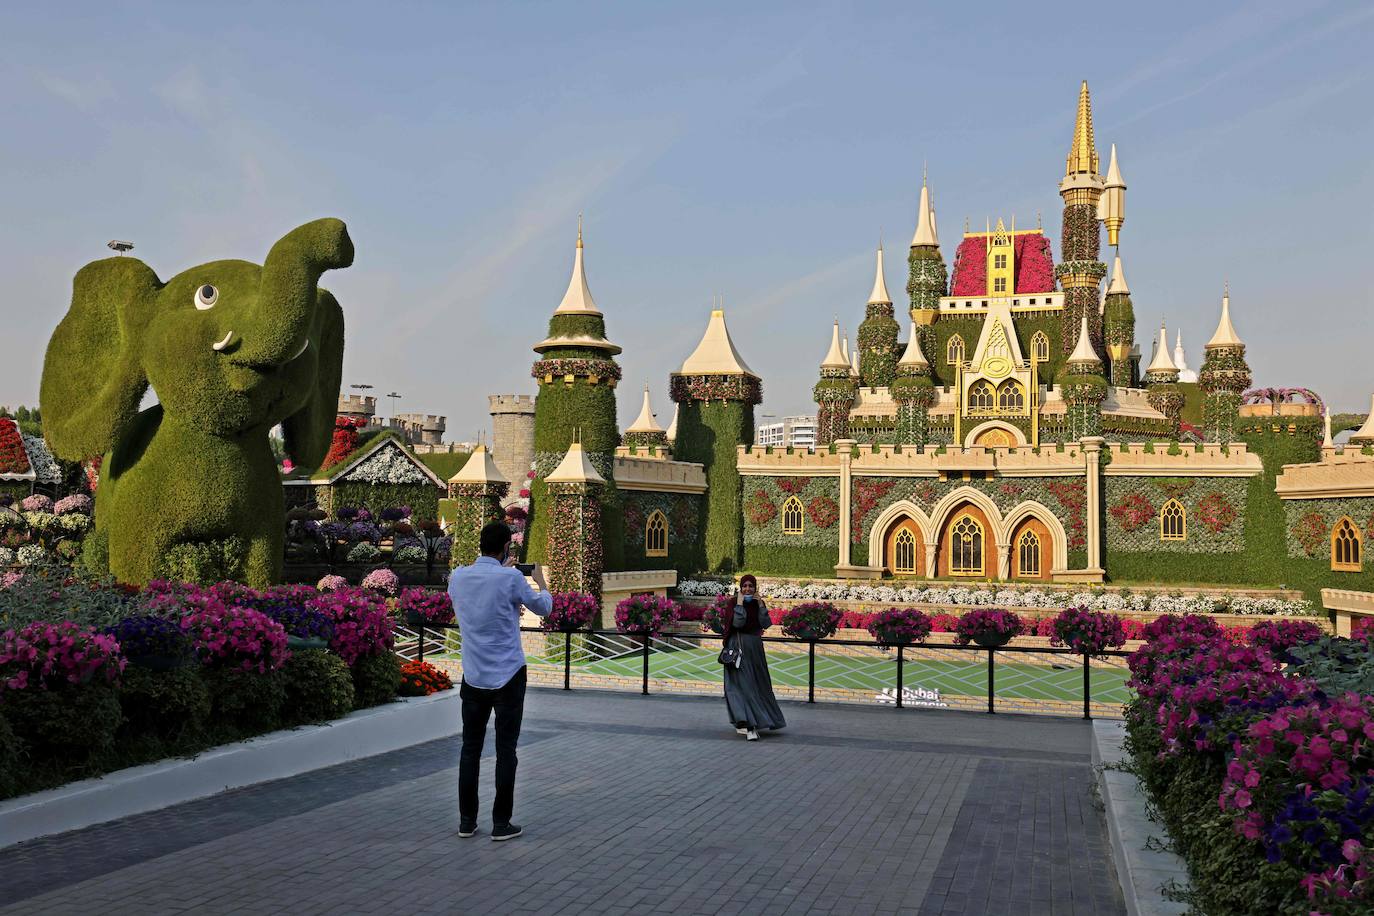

{"left": 1065, "top": 80, "right": 1100, "bottom": 177}
{"left": 576, "top": 213, "right": 584, "bottom": 249}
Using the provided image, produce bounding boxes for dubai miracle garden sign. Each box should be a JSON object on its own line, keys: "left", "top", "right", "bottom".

{"left": 874, "top": 685, "right": 948, "bottom": 708}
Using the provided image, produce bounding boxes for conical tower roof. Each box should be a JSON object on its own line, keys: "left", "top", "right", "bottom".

{"left": 665, "top": 404, "right": 679, "bottom": 442}
{"left": 1106, "top": 255, "right": 1129, "bottom": 295}
{"left": 821, "top": 320, "right": 848, "bottom": 370}
{"left": 1351, "top": 395, "right": 1374, "bottom": 444}
{"left": 1205, "top": 285, "right": 1244, "bottom": 349}
{"left": 897, "top": 322, "right": 928, "bottom": 368}
{"left": 678, "top": 308, "right": 758, "bottom": 377}
{"left": 448, "top": 443, "right": 508, "bottom": 485}
{"left": 867, "top": 243, "right": 892, "bottom": 304}
{"left": 545, "top": 440, "right": 605, "bottom": 485}
{"left": 1065, "top": 80, "right": 1100, "bottom": 177}
{"left": 1146, "top": 322, "right": 1177, "bottom": 374}
{"left": 1104, "top": 143, "right": 1125, "bottom": 189}
{"left": 1067, "top": 310, "right": 1101, "bottom": 366}
{"left": 850, "top": 347, "right": 860, "bottom": 378}
{"left": 555, "top": 218, "right": 599, "bottom": 315}
{"left": 626, "top": 385, "right": 663, "bottom": 434}
{"left": 911, "top": 171, "right": 939, "bottom": 247}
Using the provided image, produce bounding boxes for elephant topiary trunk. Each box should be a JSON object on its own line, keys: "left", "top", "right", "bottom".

{"left": 40, "top": 218, "right": 353, "bottom": 587}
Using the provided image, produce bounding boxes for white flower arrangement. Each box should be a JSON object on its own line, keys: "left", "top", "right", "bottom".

{"left": 0, "top": 546, "right": 15, "bottom": 566}
{"left": 393, "top": 545, "right": 426, "bottom": 564}
{"left": 346, "top": 542, "right": 382, "bottom": 564}
{"left": 16, "top": 544, "right": 47, "bottom": 566}
{"left": 21, "top": 434, "right": 62, "bottom": 485}
{"left": 22, "top": 511, "right": 57, "bottom": 532}
{"left": 341, "top": 444, "right": 432, "bottom": 485}
{"left": 56, "top": 513, "right": 92, "bottom": 535}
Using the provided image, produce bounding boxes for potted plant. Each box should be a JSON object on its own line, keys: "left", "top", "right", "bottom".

{"left": 865, "top": 607, "right": 933, "bottom": 647}
{"left": 398, "top": 587, "right": 454, "bottom": 627}
{"left": 541, "top": 592, "right": 599, "bottom": 632}
{"left": 1050, "top": 605, "right": 1126, "bottom": 656}
{"left": 614, "top": 594, "right": 680, "bottom": 637}
{"left": 780, "top": 601, "right": 842, "bottom": 641}
{"left": 105, "top": 614, "right": 193, "bottom": 670}
{"left": 953, "top": 608, "right": 1024, "bottom": 649}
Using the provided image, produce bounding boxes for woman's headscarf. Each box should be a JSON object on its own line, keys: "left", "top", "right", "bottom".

{"left": 724, "top": 574, "right": 764, "bottom": 639}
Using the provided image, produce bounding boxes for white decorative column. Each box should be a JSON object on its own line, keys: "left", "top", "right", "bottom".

{"left": 997, "top": 545, "right": 1011, "bottom": 581}
{"left": 1081, "top": 436, "right": 1106, "bottom": 580}
{"left": 835, "top": 439, "right": 855, "bottom": 569}
{"left": 924, "top": 542, "right": 938, "bottom": 579}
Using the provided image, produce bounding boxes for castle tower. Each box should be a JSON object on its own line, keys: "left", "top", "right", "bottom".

{"left": 857, "top": 242, "right": 900, "bottom": 387}
{"left": 1058, "top": 81, "right": 1108, "bottom": 357}
{"left": 1102, "top": 255, "right": 1136, "bottom": 388}
{"left": 1173, "top": 330, "right": 1198, "bottom": 383}
{"left": 543, "top": 440, "right": 605, "bottom": 599}
{"left": 527, "top": 221, "right": 624, "bottom": 569}
{"left": 624, "top": 385, "right": 668, "bottom": 451}
{"left": 442, "top": 444, "right": 509, "bottom": 568}
{"left": 670, "top": 308, "right": 761, "bottom": 573}
{"left": 488, "top": 394, "right": 536, "bottom": 492}
{"left": 891, "top": 319, "right": 935, "bottom": 445}
{"left": 1199, "top": 286, "right": 1251, "bottom": 444}
{"left": 336, "top": 394, "right": 377, "bottom": 427}
{"left": 1061, "top": 310, "right": 1108, "bottom": 440}
{"left": 814, "top": 320, "right": 857, "bottom": 445}
{"left": 907, "top": 170, "right": 946, "bottom": 364}
{"left": 1143, "top": 322, "right": 1183, "bottom": 436}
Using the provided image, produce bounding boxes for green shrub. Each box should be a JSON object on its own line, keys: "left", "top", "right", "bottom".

{"left": 2, "top": 686, "right": 122, "bottom": 760}
{"left": 155, "top": 537, "right": 248, "bottom": 586}
{"left": 282, "top": 649, "right": 355, "bottom": 723}
{"left": 351, "top": 652, "right": 401, "bottom": 709}
{"left": 202, "top": 668, "right": 286, "bottom": 734}
{"left": 117, "top": 665, "right": 211, "bottom": 741}
{"left": 0, "top": 713, "right": 24, "bottom": 798}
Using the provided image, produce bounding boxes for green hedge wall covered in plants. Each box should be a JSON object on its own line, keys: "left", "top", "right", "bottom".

{"left": 621, "top": 491, "right": 704, "bottom": 575}
{"left": 1104, "top": 476, "right": 1247, "bottom": 554}
{"left": 328, "top": 481, "right": 441, "bottom": 522}
{"left": 743, "top": 544, "right": 837, "bottom": 577}
{"left": 672, "top": 399, "right": 753, "bottom": 574}
{"left": 1281, "top": 497, "right": 1374, "bottom": 561}
{"left": 740, "top": 476, "right": 841, "bottom": 551}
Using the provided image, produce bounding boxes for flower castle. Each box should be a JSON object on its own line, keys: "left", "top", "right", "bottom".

{"left": 456, "top": 82, "right": 1373, "bottom": 614}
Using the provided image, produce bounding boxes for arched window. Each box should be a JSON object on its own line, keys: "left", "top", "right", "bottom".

{"left": 1333, "top": 517, "right": 1362, "bottom": 571}
{"left": 968, "top": 381, "right": 995, "bottom": 412}
{"left": 1160, "top": 499, "right": 1186, "bottom": 541}
{"left": 950, "top": 513, "right": 984, "bottom": 576}
{"left": 947, "top": 334, "right": 966, "bottom": 366}
{"left": 893, "top": 528, "right": 917, "bottom": 574}
{"left": 1031, "top": 331, "right": 1050, "bottom": 362}
{"left": 782, "top": 496, "right": 805, "bottom": 535}
{"left": 1018, "top": 529, "right": 1041, "bottom": 578}
{"left": 645, "top": 510, "right": 668, "bottom": 557}
{"left": 996, "top": 380, "right": 1025, "bottom": 411}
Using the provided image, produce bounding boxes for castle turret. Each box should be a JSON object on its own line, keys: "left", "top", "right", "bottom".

{"left": 1058, "top": 82, "right": 1108, "bottom": 359}
{"left": 670, "top": 309, "right": 761, "bottom": 573}
{"left": 624, "top": 385, "right": 668, "bottom": 451}
{"left": 814, "top": 320, "right": 857, "bottom": 445}
{"left": 857, "top": 242, "right": 900, "bottom": 387}
{"left": 1059, "top": 310, "right": 1107, "bottom": 439}
{"left": 1199, "top": 285, "right": 1251, "bottom": 444}
{"left": 527, "top": 221, "right": 624, "bottom": 569}
{"left": 543, "top": 439, "right": 606, "bottom": 598}
{"left": 1350, "top": 395, "right": 1374, "bottom": 446}
{"left": 1102, "top": 254, "right": 1136, "bottom": 388}
{"left": 891, "top": 319, "right": 936, "bottom": 445}
{"left": 489, "top": 394, "right": 535, "bottom": 492}
{"left": 907, "top": 170, "right": 947, "bottom": 365}
{"left": 1144, "top": 322, "right": 1183, "bottom": 436}
{"left": 442, "top": 444, "right": 509, "bottom": 568}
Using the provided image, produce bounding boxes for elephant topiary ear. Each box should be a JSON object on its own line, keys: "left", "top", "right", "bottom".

{"left": 40, "top": 257, "right": 162, "bottom": 461}
{"left": 282, "top": 288, "right": 345, "bottom": 470}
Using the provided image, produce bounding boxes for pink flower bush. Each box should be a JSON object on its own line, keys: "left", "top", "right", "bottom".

{"left": 180, "top": 605, "right": 289, "bottom": 674}
{"left": 701, "top": 594, "right": 735, "bottom": 635}
{"left": 0, "top": 621, "right": 125, "bottom": 692}
{"left": 1248, "top": 618, "right": 1324, "bottom": 662}
{"left": 542, "top": 592, "right": 599, "bottom": 632}
{"left": 308, "top": 587, "right": 394, "bottom": 665}
{"left": 19, "top": 494, "right": 53, "bottom": 513}
{"left": 1050, "top": 605, "right": 1126, "bottom": 656}
{"left": 53, "top": 494, "right": 93, "bottom": 516}
{"left": 360, "top": 568, "right": 401, "bottom": 596}
{"left": 398, "top": 587, "right": 454, "bottom": 625}
{"left": 953, "top": 609, "right": 1024, "bottom": 646}
{"left": 866, "top": 607, "right": 932, "bottom": 646}
{"left": 614, "top": 594, "right": 680, "bottom": 636}
{"left": 779, "top": 601, "right": 842, "bottom": 641}
{"left": 316, "top": 574, "right": 349, "bottom": 592}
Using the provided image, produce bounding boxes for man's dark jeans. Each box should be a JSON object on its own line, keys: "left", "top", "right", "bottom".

{"left": 459, "top": 665, "right": 527, "bottom": 827}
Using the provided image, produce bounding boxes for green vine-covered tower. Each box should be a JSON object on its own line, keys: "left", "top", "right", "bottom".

{"left": 527, "top": 224, "right": 624, "bottom": 570}
{"left": 857, "top": 244, "right": 900, "bottom": 387}
{"left": 891, "top": 320, "right": 936, "bottom": 445}
{"left": 669, "top": 309, "right": 761, "bottom": 573}
{"left": 907, "top": 173, "right": 946, "bottom": 366}
{"left": 1060, "top": 310, "right": 1107, "bottom": 439}
{"left": 1199, "top": 287, "right": 1251, "bottom": 445}
{"left": 1102, "top": 255, "right": 1136, "bottom": 389}
{"left": 1057, "top": 81, "right": 1108, "bottom": 357}
{"left": 1143, "top": 322, "right": 1183, "bottom": 437}
{"left": 440, "top": 445, "right": 509, "bottom": 569}
{"left": 814, "top": 321, "right": 857, "bottom": 445}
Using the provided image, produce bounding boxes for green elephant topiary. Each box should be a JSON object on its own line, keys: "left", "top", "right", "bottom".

{"left": 40, "top": 219, "right": 354, "bottom": 587}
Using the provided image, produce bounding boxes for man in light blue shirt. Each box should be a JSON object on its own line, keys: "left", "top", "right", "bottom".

{"left": 448, "top": 521, "right": 553, "bottom": 841}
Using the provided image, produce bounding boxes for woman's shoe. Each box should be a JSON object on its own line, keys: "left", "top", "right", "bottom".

{"left": 746, "top": 729, "right": 759, "bottom": 741}
{"left": 736, "top": 727, "right": 748, "bottom": 735}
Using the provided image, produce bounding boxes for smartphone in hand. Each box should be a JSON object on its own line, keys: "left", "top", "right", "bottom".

{"left": 515, "top": 563, "right": 535, "bottom": 576}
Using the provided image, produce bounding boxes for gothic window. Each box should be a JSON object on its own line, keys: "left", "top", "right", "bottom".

{"left": 1333, "top": 517, "right": 1362, "bottom": 571}
{"left": 782, "top": 496, "right": 805, "bottom": 536}
{"left": 994, "top": 254, "right": 1007, "bottom": 269}
{"left": 1160, "top": 499, "right": 1186, "bottom": 541}
{"left": 950, "top": 514, "right": 985, "bottom": 576}
{"left": 893, "top": 528, "right": 917, "bottom": 574}
{"left": 645, "top": 510, "right": 668, "bottom": 557}
{"left": 996, "top": 381, "right": 1025, "bottom": 411}
{"left": 1018, "top": 529, "right": 1041, "bottom": 578}
{"left": 1031, "top": 331, "right": 1050, "bottom": 362}
{"left": 947, "top": 334, "right": 966, "bottom": 366}
{"left": 969, "top": 381, "right": 995, "bottom": 412}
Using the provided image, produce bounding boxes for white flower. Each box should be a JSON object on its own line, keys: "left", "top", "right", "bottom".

{"left": 341, "top": 443, "right": 433, "bottom": 485}
{"left": 16, "top": 544, "right": 46, "bottom": 566}
{"left": 21, "top": 434, "right": 62, "bottom": 485}
{"left": 0, "top": 546, "right": 15, "bottom": 565}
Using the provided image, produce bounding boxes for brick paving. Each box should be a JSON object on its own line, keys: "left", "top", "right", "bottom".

{"left": 0, "top": 689, "right": 1123, "bottom": 915}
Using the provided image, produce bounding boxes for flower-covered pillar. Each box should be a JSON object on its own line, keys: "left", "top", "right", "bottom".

{"left": 907, "top": 173, "right": 946, "bottom": 370}
{"left": 527, "top": 223, "right": 623, "bottom": 571}
{"left": 1142, "top": 323, "right": 1183, "bottom": 438}
{"left": 814, "top": 321, "right": 857, "bottom": 445}
{"left": 891, "top": 320, "right": 935, "bottom": 446}
{"left": 544, "top": 441, "right": 604, "bottom": 600}
{"left": 857, "top": 244, "right": 900, "bottom": 388}
{"left": 1199, "top": 286, "right": 1251, "bottom": 446}
{"left": 1060, "top": 311, "right": 1107, "bottom": 440}
{"left": 1058, "top": 82, "right": 1108, "bottom": 358}
{"left": 440, "top": 444, "right": 509, "bottom": 569}
{"left": 670, "top": 309, "right": 762, "bottom": 574}
{"left": 1102, "top": 255, "right": 1136, "bottom": 389}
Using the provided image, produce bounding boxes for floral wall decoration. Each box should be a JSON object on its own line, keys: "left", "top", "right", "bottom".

{"left": 339, "top": 442, "right": 434, "bottom": 485}
{"left": 1197, "top": 492, "right": 1238, "bottom": 533}
{"left": 740, "top": 476, "right": 840, "bottom": 549}
{"left": 906, "top": 247, "right": 947, "bottom": 313}
{"left": 0, "top": 419, "right": 31, "bottom": 475}
{"left": 621, "top": 491, "right": 702, "bottom": 571}
{"left": 530, "top": 358, "right": 623, "bottom": 383}
{"left": 743, "top": 489, "right": 778, "bottom": 529}
{"left": 1282, "top": 497, "right": 1374, "bottom": 561}
{"left": 1109, "top": 492, "right": 1155, "bottom": 532}
{"left": 806, "top": 496, "right": 839, "bottom": 529}
{"left": 1104, "top": 476, "right": 1247, "bottom": 553}
{"left": 669, "top": 374, "right": 761, "bottom": 405}
{"left": 547, "top": 482, "right": 603, "bottom": 599}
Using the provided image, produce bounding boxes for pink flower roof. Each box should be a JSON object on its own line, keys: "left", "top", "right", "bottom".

{"left": 948, "top": 233, "right": 1057, "bottom": 296}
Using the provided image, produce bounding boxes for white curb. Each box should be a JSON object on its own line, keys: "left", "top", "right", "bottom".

{"left": 0, "top": 690, "right": 461, "bottom": 850}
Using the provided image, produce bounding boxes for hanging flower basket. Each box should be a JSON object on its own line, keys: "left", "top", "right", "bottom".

{"left": 865, "top": 607, "right": 932, "bottom": 647}
{"left": 954, "top": 609, "right": 1024, "bottom": 649}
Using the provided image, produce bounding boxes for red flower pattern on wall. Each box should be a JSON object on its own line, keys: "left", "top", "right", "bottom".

{"left": 1045, "top": 480, "right": 1087, "bottom": 550}
{"left": 0, "top": 419, "right": 31, "bottom": 475}
{"left": 850, "top": 479, "right": 897, "bottom": 544}
{"left": 949, "top": 233, "right": 1056, "bottom": 296}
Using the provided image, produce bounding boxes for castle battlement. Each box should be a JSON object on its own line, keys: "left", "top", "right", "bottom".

{"left": 394, "top": 413, "right": 447, "bottom": 430}
{"left": 1103, "top": 441, "right": 1262, "bottom": 476}
{"left": 613, "top": 455, "right": 707, "bottom": 494}
{"left": 337, "top": 394, "right": 376, "bottom": 415}
{"left": 489, "top": 394, "right": 535, "bottom": 414}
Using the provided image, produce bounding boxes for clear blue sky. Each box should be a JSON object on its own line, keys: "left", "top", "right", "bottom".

{"left": 3, "top": 1, "right": 1372, "bottom": 439}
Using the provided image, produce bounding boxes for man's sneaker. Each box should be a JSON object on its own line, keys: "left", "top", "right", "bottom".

{"left": 458, "top": 821, "right": 477, "bottom": 838}
{"left": 491, "top": 824, "right": 523, "bottom": 842}
{"left": 746, "top": 729, "right": 759, "bottom": 741}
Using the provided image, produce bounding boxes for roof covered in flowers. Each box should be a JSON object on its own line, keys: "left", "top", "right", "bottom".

{"left": 0, "top": 419, "right": 32, "bottom": 477}
{"left": 948, "top": 232, "right": 1056, "bottom": 296}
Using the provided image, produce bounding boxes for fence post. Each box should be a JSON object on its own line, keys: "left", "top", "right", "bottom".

{"left": 808, "top": 640, "right": 815, "bottom": 704}
{"left": 986, "top": 649, "right": 995, "bottom": 714}
{"left": 1082, "top": 651, "right": 1092, "bottom": 720}
{"left": 895, "top": 645, "right": 904, "bottom": 709}
{"left": 564, "top": 631, "right": 572, "bottom": 691}
{"left": 642, "top": 631, "right": 650, "bottom": 696}
{"left": 417, "top": 624, "right": 425, "bottom": 663}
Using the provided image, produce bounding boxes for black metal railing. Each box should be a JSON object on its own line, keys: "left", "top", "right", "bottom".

{"left": 411, "top": 624, "right": 1133, "bottom": 719}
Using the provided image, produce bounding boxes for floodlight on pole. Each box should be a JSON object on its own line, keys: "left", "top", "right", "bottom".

{"left": 107, "top": 240, "right": 134, "bottom": 255}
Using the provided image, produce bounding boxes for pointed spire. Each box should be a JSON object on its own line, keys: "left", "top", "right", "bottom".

{"left": 1068, "top": 309, "right": 1101, "bottom": 365}
{"left": 1351, "top": 395, "right": 1374, "bottom": 444}
{"left": 850, "top": 347, "right": 860, "bottom": 378}
{"left": 679, "top": 309, "right": 758, "bottom": 377}
{"left": 867, "top": 242, "right": 892, "bottom": 304}
{"left": 1100, "top": 143, "right": 1127, "bottom": 245}
{"left": 911, "top": 171, "right": 939, "bottom": 247}
{"left": 626, "top": 385, "right": 663, "bottom": 433}
{"left": 898, "top": 322, "right": 928, "bottom": 368}
{"left": 1205, "top": 285, "right": 1244, "bottom": 349}
{"left": 1323, "top": 409, "right": 1334, "bottom": 449}
{"left": 448, "top": 443, "right": 508, "bottom": 485}
{"left": 841, "top": 331, "right": 851, "bottom": 363}
{"left": 665, "top": 403, "right": 679, "bottom": 442}
{"left": 1106, "top": 255, "right": 1129, "bottom": 295}
{"left": 1104, "top": 143, "right": 1125, "bottom": 188}
{"left": 545, "top": 440, "right": 605, "bottom": 485}
{"left": 554, "top": 220, "right": 599, "bottom": 315}
{"left": 1146, "top": 322, "right": 1177, "bottom": 374}
{"left": 1065, "top": 80, "right": 1100, "bottom": 177}
{"left": 821, "top": 320, "right": 848, "bottom": 370}
{"left": 1173, "top": 328, "right": 1198, "bottom": 382}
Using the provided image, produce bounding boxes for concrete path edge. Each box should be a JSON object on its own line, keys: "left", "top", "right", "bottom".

{"left": 1093, "top": 718, "right": 1192, "bottom": 916}
{"left": 0, "top": 690, "right": 461, "bottom": 850}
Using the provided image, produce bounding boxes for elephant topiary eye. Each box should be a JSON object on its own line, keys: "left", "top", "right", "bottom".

{"left": 195, "top": 284, "right": 219, "bottom": 310}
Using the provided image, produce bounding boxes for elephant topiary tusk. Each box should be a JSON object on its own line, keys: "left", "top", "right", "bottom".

{"left": 290, "top": 337, "right": 309, "bottom": 361}
{"left": 212, "top": 331, "right": 235, "bottom": 352}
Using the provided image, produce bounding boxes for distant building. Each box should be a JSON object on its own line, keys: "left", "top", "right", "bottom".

{"left": 756, "top": 416, "right": 818, "bottom": 449}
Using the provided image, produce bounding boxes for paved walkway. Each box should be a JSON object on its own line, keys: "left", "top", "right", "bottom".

{"left": 1, "top": 689, "right": 1124, "bottom": 915}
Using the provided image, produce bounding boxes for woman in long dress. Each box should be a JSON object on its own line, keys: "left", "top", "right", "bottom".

{"left": 722, "top": 574, "right": 786, "bottom": 740}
